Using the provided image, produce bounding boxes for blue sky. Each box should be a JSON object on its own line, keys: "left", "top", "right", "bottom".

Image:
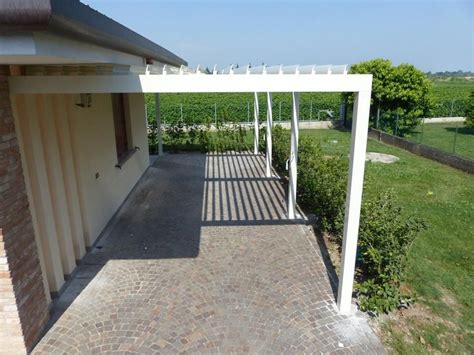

{"left": 84, "top": 0, "right": 473, "bottom": 72}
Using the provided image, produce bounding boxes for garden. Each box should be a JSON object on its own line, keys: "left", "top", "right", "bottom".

{"left": 145, "top": 59, "right": 473, "bottom": 352}
{"left": 150, "top": 121, "right": 473, "bottom": 352}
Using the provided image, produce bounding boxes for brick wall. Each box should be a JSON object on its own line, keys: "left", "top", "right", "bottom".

{"left": 0, "top": 66, "right": 49, "bottom": 353}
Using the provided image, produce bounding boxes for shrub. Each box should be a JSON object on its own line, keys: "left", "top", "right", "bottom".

{"left": 270, "top": 126, "right": 426, "bottom": 315}
{"left": 271, "top": 125, "right": 290, "bottom": 172}
{"left": 464, "top": 90, "right": 474, "bottom": 128}
{"left": 161, "top": 122, "right": 250, "bottom": 153}
{"left": 356, "top": 191, "right": 426, "bottom": 314}
{"left": 297, "top": 137, "right": 348, "bottom": 239}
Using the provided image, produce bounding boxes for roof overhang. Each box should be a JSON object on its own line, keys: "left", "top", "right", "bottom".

{"left": 0, "top": 32, "right": 147, "bottom": 66}
{"left": 0, "top": 0, "right": 187, "bottom": 67}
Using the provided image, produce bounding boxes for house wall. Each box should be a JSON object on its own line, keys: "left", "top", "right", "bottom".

{"left": 68, "top": 93, "right": 149, "bottom": 244}
{"left": 10, "top": 92, "right": 149, "bottom": 297}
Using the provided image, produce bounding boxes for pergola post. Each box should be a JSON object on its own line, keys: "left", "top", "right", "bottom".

{"left": 265, "top": 92, "right": 273, "bottom": 177}
{"left": 253, "top": 92, "right": 259, "bottom": 155}
{"left": 154, "top": 93, "right": 163, "bottom": 155}
{"left": 288, "top": 92, "right": 300, "bottom": 219}
{"left": 337, "top": 91, "right": 371, "bottom": 315}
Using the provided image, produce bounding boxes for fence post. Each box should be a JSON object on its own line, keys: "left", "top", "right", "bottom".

{"left": 180, "top": 103, "right": 183, "bottom": 121}
{"left": 310, "top": 100, "right": 313, "bottom": 120}
{"left": 247, "top": 101, "right": 250, "bottom": 123}
{"left": 450, "top": 99, "right": 455, "bottom": 117}
{"left": 395, "top": 113, "right": 399, "bottom": 136}
{"left": 376, "top": 105, "right": 380, "bottom": 130}
{"left": 279, "top": 101, "right": 282, "bottom": 121}
{"left": 420, "top": 119, "right": 425, "bottom": 144}
{"left": 452, "top": 124, "right": 459, "bottom": 155}
{"left": 214, "top": 103, "right": 217, "bottom": 126}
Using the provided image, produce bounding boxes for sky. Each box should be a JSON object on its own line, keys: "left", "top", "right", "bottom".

{"left": 84, "top": 0, "right": 473, "bottom": 72}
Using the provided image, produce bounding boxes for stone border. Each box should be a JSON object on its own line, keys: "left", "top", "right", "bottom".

{"left": 368, "top": 128, "right": 474, "bottom": 174}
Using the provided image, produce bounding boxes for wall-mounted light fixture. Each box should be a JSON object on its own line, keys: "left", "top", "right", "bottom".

{"left": 76, "top": 93, "right": 92, "bottom": 108}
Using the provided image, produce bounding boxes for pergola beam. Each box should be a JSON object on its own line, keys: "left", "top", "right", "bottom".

{"left": 9, "top": 74, "right": 372, "bottom": 94}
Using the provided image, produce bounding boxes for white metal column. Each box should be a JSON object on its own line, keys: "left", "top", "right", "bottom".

{"left": 155, "top": 93, "right": 163, "bottom": 155}
{"left": 337, "top": 91, "right": 371, "bottom": 315}
{"left": 253, "top": 92, "right": 259, "bottom": 155}
{"left": 265, "top": 92, "right": 273, "bottom": 177}
{"left": 288, "top": 92, "right": 300, "bottom": 219}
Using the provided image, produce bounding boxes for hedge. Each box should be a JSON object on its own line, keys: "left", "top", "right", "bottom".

{"left": 270, "top": 125, "right": 426, "bottom": 314}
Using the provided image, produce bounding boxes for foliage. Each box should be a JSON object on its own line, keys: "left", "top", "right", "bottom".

{"left": 356, "top": 191, "right": 426, "bottom": 314}
{"left": 464, "top": 90, "right": 474, "bottom": 128}
{"left": 297, "top": 137, "right": 348, "bottom": 239}
{"left": 347, "top": 59, "right": 433, "bottom": 135}
{"left": 272, "top": 126, "right": 348, "bottom": 239}
{"left": 150, "top": 121, "right": 251, "bottom": 153}
{"left": 270, "top": 125, "right": 290, "bottom": 172}
{"left": 431, "top": 80, "right": 474, "bottom": 118}
{"left": 145, "top": 92, "right": 342, "bottom": 126}
{"left": 300, "top": 128, "right": 474, "bottom": 352}
{"left": 271, "top": 126, "right": 426, "bottom": 315}
{"left": 145, "top": 73, "right": 472, "bottom": 133}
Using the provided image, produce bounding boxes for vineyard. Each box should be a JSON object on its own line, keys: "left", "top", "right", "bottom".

{"left": 145, "top": 78, "right": 474, "bottom": 125}
{"left": 431, "top": 79, "right": 473, "bottom": 117}
{"left": 145, "top": 92, "right": 343, "bottom": 125}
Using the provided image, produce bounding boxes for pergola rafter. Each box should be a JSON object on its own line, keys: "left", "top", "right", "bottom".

{"left": 9, "top": 63, "right": 372, "bottom": 315}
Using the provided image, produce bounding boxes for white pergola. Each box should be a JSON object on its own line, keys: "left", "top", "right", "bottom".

{"left": 9, "top": 63, "right": 372, "bottom": 315}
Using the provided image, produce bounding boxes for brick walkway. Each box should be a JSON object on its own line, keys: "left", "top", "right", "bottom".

{"left": 33, "top": 153, "right": 384, "bottom": 354}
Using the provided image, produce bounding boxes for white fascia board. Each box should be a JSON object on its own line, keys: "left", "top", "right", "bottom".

{"left": 9, "top": 74, "right": 373, "bottom": 94}
{"left": 0, "top": 34, "right": 37, "bottom": 56}
{"left": 0, "top": 32, "right": 144, "bottom": 66}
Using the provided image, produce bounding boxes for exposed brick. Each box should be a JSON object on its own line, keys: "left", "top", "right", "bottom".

{"left": 0, "top": 66, "right": 49, "bottom": 354}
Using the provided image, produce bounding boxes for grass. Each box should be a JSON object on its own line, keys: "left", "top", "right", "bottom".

{"left": 407, "top": 122, "right": 474, "bottom": 161}
{"left": 299, "top": 128, "right": 473, "bottom": 353}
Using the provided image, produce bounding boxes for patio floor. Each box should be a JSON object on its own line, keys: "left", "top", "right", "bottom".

{"left": 33, "top": 152, "right": 384, "bottom": 354}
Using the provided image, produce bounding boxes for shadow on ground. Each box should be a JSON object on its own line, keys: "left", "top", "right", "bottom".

{"left": 34, "top": 152, "right": 384, "bottom": 354}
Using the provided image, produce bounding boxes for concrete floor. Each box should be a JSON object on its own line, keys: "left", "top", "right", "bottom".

{"left": 33, "top": 152, "right": 384, "bottom": 354}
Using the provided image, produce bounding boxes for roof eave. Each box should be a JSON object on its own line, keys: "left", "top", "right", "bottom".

{"left": 0, "top": 0, "right": 187, "bottom": 67}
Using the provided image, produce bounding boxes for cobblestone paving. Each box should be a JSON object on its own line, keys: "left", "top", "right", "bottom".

{"left": 33, "top": 152, "right": 385, "bottom": 354}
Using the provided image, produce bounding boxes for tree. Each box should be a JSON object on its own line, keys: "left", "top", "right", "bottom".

{"left": 347, "top": 59, "right": 433, "bottom": 135}
{"left": 464, "top": 90, "right": 474, "bottom": 128}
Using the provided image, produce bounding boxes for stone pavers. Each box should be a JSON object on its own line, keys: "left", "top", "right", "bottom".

{"left": 33, "top": 152, "right": 384, "bottom": 354}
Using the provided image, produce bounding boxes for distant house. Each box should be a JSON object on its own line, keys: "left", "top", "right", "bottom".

{"left": 0, "top": 0, "right": 185, "bottom": 352}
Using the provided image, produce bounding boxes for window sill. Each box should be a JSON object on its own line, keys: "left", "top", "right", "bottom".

{"left": 115, "top": 147, "right": 139, "bottom": 169}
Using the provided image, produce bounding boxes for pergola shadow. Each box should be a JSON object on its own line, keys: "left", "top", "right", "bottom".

{"left": 201, "top": 151, "right": 305, "bottom": 226}
{"left": 40, "top": 151, "right": 339, "bottom": 343}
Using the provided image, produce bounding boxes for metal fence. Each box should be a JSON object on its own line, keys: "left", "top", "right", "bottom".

{"left": 373, "top": 110, "right": 473, "bottom": 161}
{"left": 158, "top": 101, "right": 342, "bottom": 125}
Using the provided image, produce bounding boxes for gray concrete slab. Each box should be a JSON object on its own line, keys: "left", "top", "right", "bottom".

{"left": 33, "top": 152, "right": 384, "bottom": 354}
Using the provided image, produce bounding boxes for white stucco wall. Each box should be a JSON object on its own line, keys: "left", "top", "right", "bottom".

{"left": 12, "top": 92, "right": 149, "bottom": 295}
{"left": 68, "top": 93, "right": 149, "bottom": 245}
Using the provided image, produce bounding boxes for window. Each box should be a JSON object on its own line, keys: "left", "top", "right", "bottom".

{"left": 112, "top": 93, "right": 132, "bottom": 164}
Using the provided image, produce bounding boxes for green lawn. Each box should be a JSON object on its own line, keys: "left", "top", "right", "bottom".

{"left": 407, "top": 122, "right": 474, "bottom": 161}
{"left": 300, "top": 128, "right": 473, "bottom": 353}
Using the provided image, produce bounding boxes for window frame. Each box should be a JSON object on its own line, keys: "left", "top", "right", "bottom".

{"left": 111, "top": 93, "right": 135, "bottom": 167}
